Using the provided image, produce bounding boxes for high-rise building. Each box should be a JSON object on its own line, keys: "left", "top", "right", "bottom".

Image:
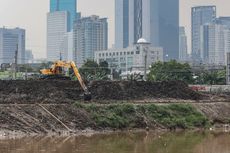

{"left": 73, "top": 15, "right": 108, "bottom": 66}
{"left": 115, "top": 0, "right": 129, "bottom": 48}
{"left": 115, "top": 0, "right": 179, "bottom": 60}
{"left": 0, "top": 27, "right": 25, "bottom": 65}
{"left": 47, "top": 11, "right": 69, "bottom": 61}
{"left": 158, "top": 0, "right": 179, "bottom": 61}
{"left": 200, "top": 23, "right": 230, "bottom": 65}
{"left": 50, "top": 0, "right": 77, "bottom": 31}
{"left": 179, "top": 27, "right": 188, "bottom": 61}
{"left": 191, "top": 6, "right": 216, "bottom": 61}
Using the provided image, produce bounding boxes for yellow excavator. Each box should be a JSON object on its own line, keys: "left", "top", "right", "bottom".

{"left": 40, "top": 60, "right": 92, "bottom": 101}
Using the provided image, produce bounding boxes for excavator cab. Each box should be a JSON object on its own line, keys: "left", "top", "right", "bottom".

{"left": 40, "top": 60, "right": 92, "bottom": 101}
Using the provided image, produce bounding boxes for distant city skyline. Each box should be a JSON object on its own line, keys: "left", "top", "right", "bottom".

{"left": 0, "top": 0, "right": 230, "bottom": 58}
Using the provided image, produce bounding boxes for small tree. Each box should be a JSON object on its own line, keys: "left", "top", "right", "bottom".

{"left": 148, "top": 60, "right": 193, "bottom": 84}
{"left": 79, "top": 60, "right": 110, "bottom": 81}
{"left": 200, "top": 69, "right": 226, "bottom": 85}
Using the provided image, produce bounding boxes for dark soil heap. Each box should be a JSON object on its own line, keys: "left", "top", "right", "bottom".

{"left": 90, "top": 81, "right": 201, "bottom": 100}
{"left": 0, "top": 80, "right": 201, "bottom": 103}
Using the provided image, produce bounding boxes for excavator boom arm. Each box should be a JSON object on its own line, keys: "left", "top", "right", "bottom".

{"left": 70, "top": 61, "right": 88, "bottom": 92}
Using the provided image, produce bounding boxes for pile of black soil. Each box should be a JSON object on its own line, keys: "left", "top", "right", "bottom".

{"left": 0, "top": 80, "right": 201, "bottom": 103}
{"left": 0, "top": 80, "right": 82, "bottom": 104}
{"left": 90, "top": 81, "right": 201, "bottom": 100}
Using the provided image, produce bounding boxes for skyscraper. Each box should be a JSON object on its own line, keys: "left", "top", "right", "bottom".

{"left": 115, "top": 0, "right": 129, "bottom": 48}
{"left": 191, "top": 6, "right": 216, "bottom": 61}
{"left": 0, "top": 27, "right": 25, "bottom": 64}
{"left": 179, "top": 27, "right": 188, "bottom": 61}
{"left": 115, "top": 0, "right": 179, "bottom": 60}
{"left": 199, "top": 17, "right": 230, "bottom": 65}
{"left": 158, "top": 0, "right": 179, "bottom": 60}
{"left": 50, "top": 0, "right": 77, "bottom": 31}
{"left": 73, "top": 15, "right": 108, "bottom": 66}
{"left": 47, "top": 0, "right": 77, "bottom": 61}
{"left": 47, "top": 11, "right": 69, "bottom": 61}
{"left": 200, "top": 23, "right": 229, "bottom": 65}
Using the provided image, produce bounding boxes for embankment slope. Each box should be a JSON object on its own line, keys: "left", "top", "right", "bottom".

{"left": 0, "top": 80, "right": 229, "bottom": 134}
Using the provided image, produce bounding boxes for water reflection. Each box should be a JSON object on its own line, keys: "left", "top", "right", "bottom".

{"left": 0, "top": 131, "right": 229, "bottom": 153}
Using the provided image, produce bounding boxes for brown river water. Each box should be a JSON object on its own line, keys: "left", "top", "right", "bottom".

{"left": 0, "top": 131, "right": 230, "bottom": 153}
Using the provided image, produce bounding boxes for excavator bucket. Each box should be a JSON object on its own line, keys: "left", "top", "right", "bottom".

{"left": 84, "top": 92, "right": 92, "bottom": 101}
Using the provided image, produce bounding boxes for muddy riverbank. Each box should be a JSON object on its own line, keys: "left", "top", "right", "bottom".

{"left": 0, "top": 80, "right": 230, "bottom": 136}
{"left": 0, "top": 102, "right": 229, "bottom": 136}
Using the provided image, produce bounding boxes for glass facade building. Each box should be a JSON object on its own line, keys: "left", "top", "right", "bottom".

{"left": 115, "top": 0, "right": 129, "bottom": 48}
{"left": 0, "top": 28, "right": 26, "bottom": 64}
{"left": 50, "top": 0, "right": 77, "bottom": 31}
{"left": 191, "top": 6, "right": 216, "bottom": 61}
{"left": 158, "top": 0, "right": 179, "bottom": 60}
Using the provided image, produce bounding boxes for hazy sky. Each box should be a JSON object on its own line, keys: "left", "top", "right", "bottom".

{"left": 0, "top": 0, "right": 230, "bottom": 58}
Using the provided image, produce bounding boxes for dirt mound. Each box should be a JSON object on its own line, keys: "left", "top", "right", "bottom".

{"left": 90, "top": 81, "right": 201, "bottom": 100}
{"left": 0, "top": 80, "right": 83, "bottom": 104}
{"left": 0, "top": 80, "right": 201, "bottom": 103}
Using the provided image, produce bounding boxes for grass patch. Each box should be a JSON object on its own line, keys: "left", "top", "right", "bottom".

{"left": 74, "top": 102, "right": 210, "bottom": 129}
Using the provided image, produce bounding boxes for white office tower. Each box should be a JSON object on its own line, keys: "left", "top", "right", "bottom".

{"left": 0, "top": 27, "right": 25, "bottom": 65}
{"left": 95, "top": 39, "right": 163, "bottom": 73}
{"left": 47, "top": 11, "right": 69, "bottom": 61}
{"left": 200, "top": 23, "right": 230, "bottom": 65}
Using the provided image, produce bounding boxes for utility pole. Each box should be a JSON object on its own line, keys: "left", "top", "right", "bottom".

{"left": 227, "top": 53, "right": 230, "bottom": 85}
{"left": 14, "top": 44, "right": 18, "bottom": 79}
{"left": 25, "top": 64, "right": 28, "bottom": 80}
{"left": 144, "top": 48, "right": 147, "bottom": 81}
